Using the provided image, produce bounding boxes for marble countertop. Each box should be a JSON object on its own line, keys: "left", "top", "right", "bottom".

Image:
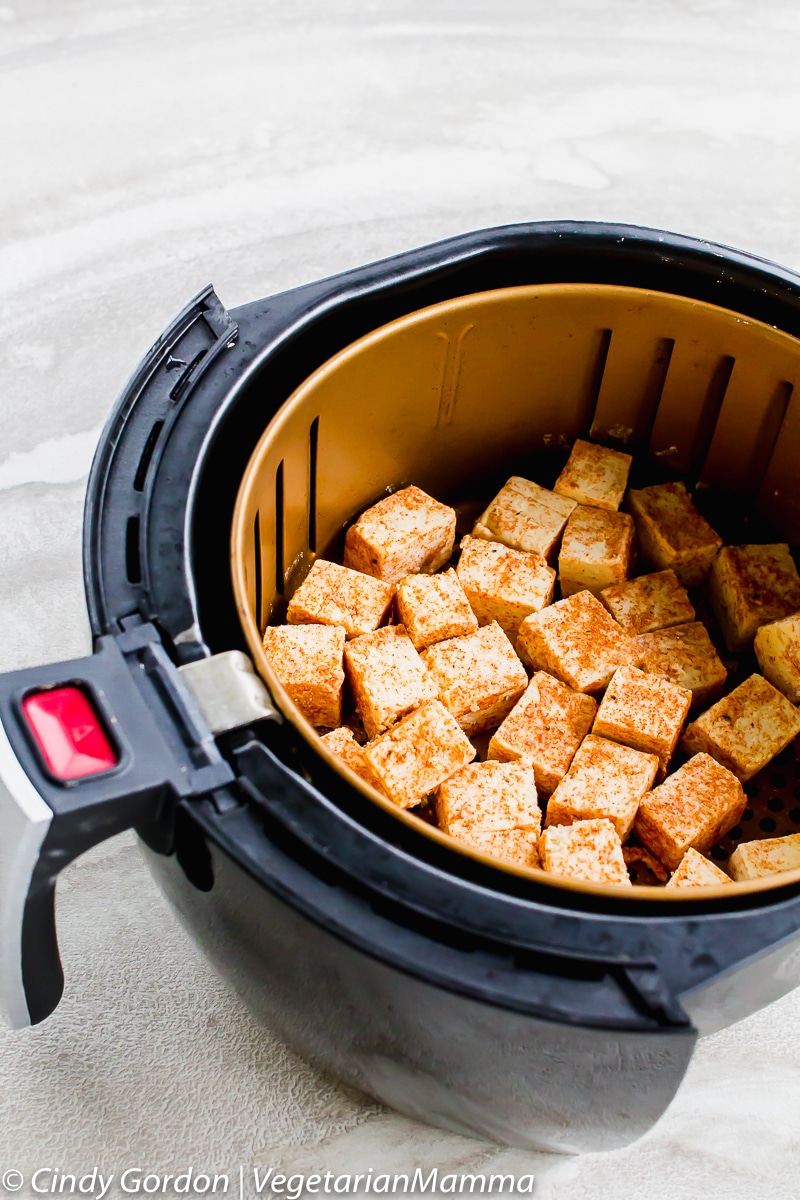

{"left": 2, "top": 1, "right": 800, "bottom": 1195}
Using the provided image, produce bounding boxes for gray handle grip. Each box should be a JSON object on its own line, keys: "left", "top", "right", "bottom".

{"left": 0, "top": 719, "right": 53, "bottom": 1028}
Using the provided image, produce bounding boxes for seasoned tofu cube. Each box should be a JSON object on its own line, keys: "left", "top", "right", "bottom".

{"left": 287, "top": 558, "right": 394, "bottom": 639}
{"left": 728, "top": 832, "right": 800, "bottom": 881}
{"left": 438, "top": 759, "right": 541, "bottom": 835}
{"left": 634, "top": 753, "right": 746, "bottom": 870}
{"left": 455, "top": 828, "right": 540, "bottom": 869}
{"left": 473, "top": 476, "right": 577, "bottom": 560}
{"left": 558, "top": 507, "right": 635, "bottom": 598}
{"left": 626, "top": 481, "right": 722, "bottom": 587}
{"left": 600, "top": 569, "right": 695, "bottom": 636}
{"left": 396, "top": 568, "right": 478, "bottom": 650}
{"left": 545, "top": 734, "right": 658, "bottom": 841}
{"left": 319, "top": 727, "right": 386, "bottom": 793}
{"left": 344, "top": 485, "right": 456, "bottom": 585}
{"left": 681, "top": 673, "right": 800, "bottom": 782}
{"left": 707, "top": 544, "right": 800, "bottom": 652}
{"left": 344, "top": 624, "right": 438, "bottom": 739}
{"left": 436, "top": 759, "right": 541, "bottom": 867}
{"left": 516, "top": 590, "right": 636, "bottom": 693}
{"left": 593, "top": 664, "right": 691, "bottom": 774}
{"left": 539, "top": 818, "right": 631, "bottom": 887}
{"left": 262, "top": 624, "right": 345, "bottom": 728}
{"left": 553, "top": 438, "right": 632, "bottom": 511}
{"left": 362, "top": 699, "right": 475, "bottom": 809}
{"left": 754, "top": 612, "right": 800, "bottom": 703}
{"left": 488, "top": 672, "right": 597, "bottom": 795}
{"left": 634, "top": 622, "right": 728, "bottom": 707}
{"left": 666, "top": 847, "right": 732, "bottom": 889}
{"left": 455, "top": 535, "right": 555, "bottom": 638}
{"left": 420, "top": 622, "right": 528, "bottom": 735}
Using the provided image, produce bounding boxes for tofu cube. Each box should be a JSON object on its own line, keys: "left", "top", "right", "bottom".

{"left": 600, "top": 569, "right": 695, "bottom": 636}
{"left": 626, "top": 481, "right": 722, "bottom": 587}
{"left": 539, "top": 818, "right": 631, "bottom": 887}
{"left": 344, "top": 624, "right": 438, "bottom": 739}
{"left": 728, "top": 833, "right": 800, "bottom": 881}
{"left": 262, "top": 624, "right": 345, "bottom": 728}
{"left": 344, "top": 485, "right": 456, "bottom": 585}
{"left": 456, "top": 534, "right": 555, "bottom": 638}
{"left": 593, "top": 664, "right": 691, "bottom": 774}
{"left": 362, "top": 699, "right": 475, "bottom": 809}
{"left": 395, "top": 568, "right": 478, "bottom": 650}
{"left": 420, "top": 621, "right": 528, "bottom": 735}
{"left": 666, "top": 847, "right": 732, "bottom": 889}
{"left": 545, "top": 734, "right": 658, "bottom": 841}
{"left": 634, "top": 752, "right": 746, "bottom": 870}
{"left": 287, "top": 558, "right": 394, "bottom": 639}
{"left": 754, "top": 612, "right": 800, "bottom": 703}
{"left": 558, "top": 506, "right": 635, "bottom": 598}
{"left": 681, "top": 673, "right": 800, "bottom": 782}
{"left": 473, "top": 476, "right": 577, "bottom": 560}
{"left": 488, "top": 672, "right": 597, "bottom": 795}
{"left": 436, "top": 759, "right": 541, "bottom": 868}
{"left": 319, "top": 726, "right": 386, "bottom": 793}
{"left": 634, "top": 622, "right": 728, "bottom": 707}
{"left": 516, "top": 590, "right": 637, "bottom": 693}
{"left": 453, "top": 828, "right": 540, "bottom": 869}
{"left": 707, "top": 544, "right": 800, "bottom": 652}
{"left": 553, "top": 438, "right": 632, "bottom": 511}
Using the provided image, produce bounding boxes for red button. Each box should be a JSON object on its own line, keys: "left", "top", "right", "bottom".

{"left": 22, "top": 687, "right": 118, "bottom": 780}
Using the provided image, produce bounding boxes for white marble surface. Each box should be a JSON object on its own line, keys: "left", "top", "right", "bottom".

{"left": 2, "top": 0, "right": 800, "bottom": 1194}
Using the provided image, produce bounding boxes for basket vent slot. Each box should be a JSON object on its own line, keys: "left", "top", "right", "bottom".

{"left": 638, "top": 337, "right": 675, "bottom": 445}
{"left": 133, "top": 419, "right": 164, "bottom": 493}
{"left": 591, "top": 334, "right": 675, "bottom": 447}
{"left": 125, "top": 516, "right": 142, "bottom": 585}
{"left": 585, "top": 328, "right": 612, "bottom": 430}
{"left": 253, "top": 510, "right": 263, "bottom": 634}
{"left": 755, "top": 382, "right": 800, "bottom": 536}
{"left": 687, "top": 354, "right": 735, "bottom": 481}
{"left": 308, "top": 416, "right": 319, "bottom": 553}
{"left": 746, "top": 379, "right": 794, "bottom": 496}
{"left": 275, "top": 460, "right": 285, "bottom": 594}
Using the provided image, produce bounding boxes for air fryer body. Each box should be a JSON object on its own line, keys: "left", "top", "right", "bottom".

{"left": 4, "top": 222, "right": 800, "bottom": 1154}
{"left": 94, "top": 222, "right": 800, "bottom": 1149}
{"left": 144, "top": 835, "right": 696, "bottom": 1154}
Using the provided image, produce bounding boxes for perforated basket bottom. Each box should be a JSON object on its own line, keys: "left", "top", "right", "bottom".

{"left": 715, "top": 744, "right": 800, "bottom": 857}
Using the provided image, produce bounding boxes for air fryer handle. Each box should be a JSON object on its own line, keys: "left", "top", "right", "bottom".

{"left": 0, "top": 735, "right": 59, "bottom": 1028}
{"left": 0, "top": 626, "right": 234, "bottom": 1028}
{"left": 0, "top": 722, "right": 156, "bottom": 1027}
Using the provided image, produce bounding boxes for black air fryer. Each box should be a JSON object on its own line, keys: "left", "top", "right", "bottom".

{"left": 2, "top": 222, "right": 800, "bottom": 1154}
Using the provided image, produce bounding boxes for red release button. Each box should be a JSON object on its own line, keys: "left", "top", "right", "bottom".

{"left": 22, "top": 687, "right": 118, "bottom": 781}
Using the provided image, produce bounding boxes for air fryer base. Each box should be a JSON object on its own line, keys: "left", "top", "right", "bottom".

{"left": 142, "top": 839, "right": 695, "bottom": 1155}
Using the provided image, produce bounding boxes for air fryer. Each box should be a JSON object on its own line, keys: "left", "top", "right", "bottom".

{"left": 2, "top": 222, "right": 800, "bottom": 1155}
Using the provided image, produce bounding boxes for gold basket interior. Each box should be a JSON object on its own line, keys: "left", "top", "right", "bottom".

{"left": 231, "top": 283, "right": 800, "bottom": 901}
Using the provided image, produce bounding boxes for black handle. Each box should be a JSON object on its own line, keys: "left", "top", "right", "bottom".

{"left": 0, "top": 623, "right": 233, "bottom": 1027}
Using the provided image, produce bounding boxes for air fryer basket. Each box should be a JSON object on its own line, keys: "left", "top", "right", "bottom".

{"left": 232, "top": 282, "right": 800, "bottom": 900}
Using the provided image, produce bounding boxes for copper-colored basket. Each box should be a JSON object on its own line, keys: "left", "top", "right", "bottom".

{"left": 231, "top": 283, "right": 800, "bottom": 901}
